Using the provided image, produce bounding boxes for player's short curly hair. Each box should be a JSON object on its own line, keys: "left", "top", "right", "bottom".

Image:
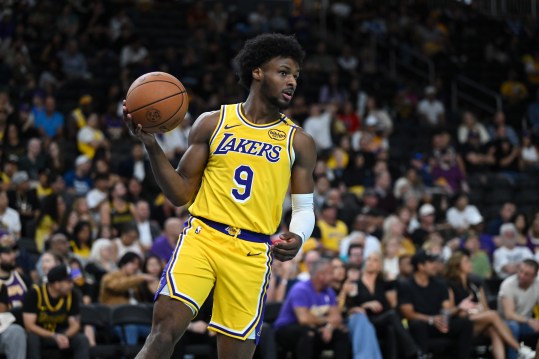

{"left": 233, "top": 33, "right": 305, "bottom": 89}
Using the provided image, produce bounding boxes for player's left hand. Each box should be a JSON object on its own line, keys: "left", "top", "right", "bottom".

{"left": 271, "top": 232, "right": 302, "bottom": 262}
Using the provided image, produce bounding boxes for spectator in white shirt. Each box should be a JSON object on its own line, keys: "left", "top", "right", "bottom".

{"left": 156, "top": 112, "right": 192, "bottom": 162}
{"left": 303, "top": 103, "right": 335, "bottom": 153}
{"left": 0, "top": 190, "right": 21, "bottom": 238}
{"left": 120, "top": 36, "right": 148, "bottom": 68}
{"left": 76, "top": 113, "right": 108, "bottom": 159}
{"left": 417, "top": 86, "right": 445, "bottom": 128}
{"left": 520, "top": 132, "right": 539, "bottom": 171}
{"left": 497, "top": 259, "right": 539, "bottom": 359}
{"left": 133, "top": 200, "right": 161, "bottom": 253}
{"left": 446, "top": 192, "right": 484, "bottom": 235}
{"left": 494, "top": 223, "right": 534, "bottom": 279}
{"left": 457, "top": 111, "right": 490, "bottom": 145}
{"left": 86, "top": 173, "right": 110, "bottom": 225}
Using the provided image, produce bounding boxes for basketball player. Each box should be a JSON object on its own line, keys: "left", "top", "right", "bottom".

{"left": 124, "top": 34, "right": 316, "bottom": 359}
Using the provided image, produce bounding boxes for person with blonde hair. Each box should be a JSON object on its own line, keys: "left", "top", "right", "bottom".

{"left": 84, "top": 238, "right": 117, "bottom": 292}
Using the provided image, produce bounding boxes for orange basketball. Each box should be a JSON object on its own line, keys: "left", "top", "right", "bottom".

{"left": 126, "top": 72, "right": 189, "bottom": 133}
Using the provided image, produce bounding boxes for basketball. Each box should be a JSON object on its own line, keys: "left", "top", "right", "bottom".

{"left": 126, "top": 72, "right": 189, "bottom": 133}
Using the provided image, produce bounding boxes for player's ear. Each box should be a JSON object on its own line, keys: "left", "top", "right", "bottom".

{"left": 252, "top": 67, "right": 262, "bottom": 81}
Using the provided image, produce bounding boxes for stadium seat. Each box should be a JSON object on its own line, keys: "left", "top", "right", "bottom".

{"left": 483, "top": 189, "right": 514, "bottom": 205}
{"left": 263, "top": 302, "right": 282, "bottom": 325}
{"left": 110, "top": 304, "right": 153, "bottom": 358}
{"left": 80, "top": 304, "right": 120, "bottom": 359}
{"left": 515, "top": 190, "right": 539, "bottom": 206}
{"left": 16, "top": 237, "right": 39, "bottom": 255}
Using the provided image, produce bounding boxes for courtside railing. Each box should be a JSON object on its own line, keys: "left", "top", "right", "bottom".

{"left": 451, "top": 75, "right": 503, "bottom": 115}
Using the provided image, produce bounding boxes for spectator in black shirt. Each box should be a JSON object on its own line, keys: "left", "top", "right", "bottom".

{"left": 445, "top": 250, "right": 535, "bottom": 359}
{"left": 346, "top": 252, "right": 419, "bottom": 359}
{"left": 460, "top": 131, "right": 495, "bottom": 175}
{"left": 23, "top": 264, "right": 89, "bottom": 359}
{"left": 398, "top": 250, "right": 473, "bottom": 359}
{"left": 494, "top": 137, "right": 521, "bottom": 183}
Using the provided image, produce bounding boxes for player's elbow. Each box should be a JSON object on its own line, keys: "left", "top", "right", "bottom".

{"left": 168, "top": 195, "right": 188, "bottom": 207}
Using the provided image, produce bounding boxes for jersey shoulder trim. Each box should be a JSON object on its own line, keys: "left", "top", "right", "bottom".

{"left": 209, "top": 106, "right": 227, "bottom": 146}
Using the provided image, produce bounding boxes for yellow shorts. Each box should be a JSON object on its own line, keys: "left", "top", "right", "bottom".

{"left": 157, "top": 216, "right": 273, "bottom": 343}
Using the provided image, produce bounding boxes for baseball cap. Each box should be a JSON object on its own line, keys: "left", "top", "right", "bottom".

{"left": 411, "top": 250, "right": 438, "bottom": 267}
{"left": 47, "top": 264, "right": 72, "bottom": 283}
{"left": 75, "top": 155, "right": 90, "bottom": 167}
{"left": 363, "top": 188, "right": 377, "bottom": 197}
{"left": 6, "top": 154, "right": 19, "bottom": 164}
{"left": 419, "top": 203, "right": 435, "bottom": 217}
{"left": 11, "top": 171, "right": 29, "bottom": 185}
{"left": 365, "top": 115, "right": 378, "bottom": 126}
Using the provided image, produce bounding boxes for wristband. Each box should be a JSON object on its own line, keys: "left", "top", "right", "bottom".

{"left": 428, "top": 316, "right": 433, "bottom": 325}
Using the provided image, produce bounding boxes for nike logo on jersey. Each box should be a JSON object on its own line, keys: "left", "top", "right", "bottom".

{"left": 247, "top": 252, "right": 262, "bottom": 256}
{"left": 224, "top": 124, "right": 241, "bottom": 130}
{"left": 215, "top": 133, "right": 282, "bottom": 163}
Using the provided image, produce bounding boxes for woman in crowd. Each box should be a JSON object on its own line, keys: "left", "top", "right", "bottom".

{"left": 445, "top": 250, "right": 527, "bottom": 359}
{"left": 85, "top": 238, "right": 117, "bottom": 302}
{"left": 35, "top": 250, "right": 63, "bottom": 282}
{"left": 462, "top": 231, "right": 492, "bottom": 279}
{"left": 137, "top": 255, "right": 163, "bottom": 303}
{"left": 347, "top": 251, "right": 419, "bottom": 359}
{"left": 340, "top": 259, "right": 383, "bottom": 359}
{"left": 69, "top": 220, "right": 94, "bottom": 262}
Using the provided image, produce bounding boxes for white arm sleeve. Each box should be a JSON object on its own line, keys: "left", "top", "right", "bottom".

{"left": 289, "top": 193, "right": 315, "bottom": 244}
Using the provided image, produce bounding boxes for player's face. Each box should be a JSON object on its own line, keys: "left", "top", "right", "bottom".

{"left": 260, "top": 57, "right": 300, "bottom": 109}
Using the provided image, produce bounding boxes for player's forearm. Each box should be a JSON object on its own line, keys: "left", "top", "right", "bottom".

{"left": 144, "top": 141, "right": 191, "bottom": 206}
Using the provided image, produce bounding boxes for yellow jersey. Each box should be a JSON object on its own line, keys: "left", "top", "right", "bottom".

{"left": 189, "top": 103, "right": 298, "bottom": 235}
{"left": 318, "top": 219, "right": 348, "bottom": 252}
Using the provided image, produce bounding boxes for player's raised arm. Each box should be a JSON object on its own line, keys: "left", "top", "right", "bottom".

{"left": 272, "top": 129, "right": 317, "bottom": 261}
{"left": 123, "top": 103, "right": 218, "bottom": 206}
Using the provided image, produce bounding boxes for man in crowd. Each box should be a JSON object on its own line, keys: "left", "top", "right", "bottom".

{"left": 0, "top": 190, "right": 21, "bottom": 238}
{"left": 150, "top": 217, "right": 183, "bottom": 264}
{"left": 23, "top": 264, "right": 89, "bottom": 359}
{"left": 498, "top": 259, "right": 539, "bottom": 359}
{"left": 273, "top": 258, "right": 350, "bottom": 359}
{"left": 398, "top": 250, "right": 473, "bottom": 359}
{"left": 0, "top": 239, "right": 29, "bottom": 308}
{"left": 494, "top": 224, "right": 533, "bottom": 279}
{"left": 0, "top": 279, "right": 26, "bottom": 359}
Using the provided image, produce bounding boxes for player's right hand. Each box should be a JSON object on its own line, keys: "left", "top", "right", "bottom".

{"left": 122, "top": 100, "right": 156, "bottom": 145}
{"left": 271, "top": 232, "right": 302, "bottom": 262}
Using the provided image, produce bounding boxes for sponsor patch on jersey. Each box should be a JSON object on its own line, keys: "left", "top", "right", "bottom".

{"left": 268, "top": 129, "right": 286, "bottom": 141}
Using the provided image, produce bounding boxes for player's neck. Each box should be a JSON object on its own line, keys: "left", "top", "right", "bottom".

{"left": 242, "top": 94, "right": 280, "bottom": 124}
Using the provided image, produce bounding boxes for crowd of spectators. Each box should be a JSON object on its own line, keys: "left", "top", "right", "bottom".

{"left": 1, "top": 0, "right": 539, "bottom": 358}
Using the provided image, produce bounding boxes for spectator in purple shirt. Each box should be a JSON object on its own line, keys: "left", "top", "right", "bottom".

{"left": 273, "top": 258, "right": 350, "bottom": 359}
{"left": 150, "top": 217, "right": 183, "bottom": 265}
